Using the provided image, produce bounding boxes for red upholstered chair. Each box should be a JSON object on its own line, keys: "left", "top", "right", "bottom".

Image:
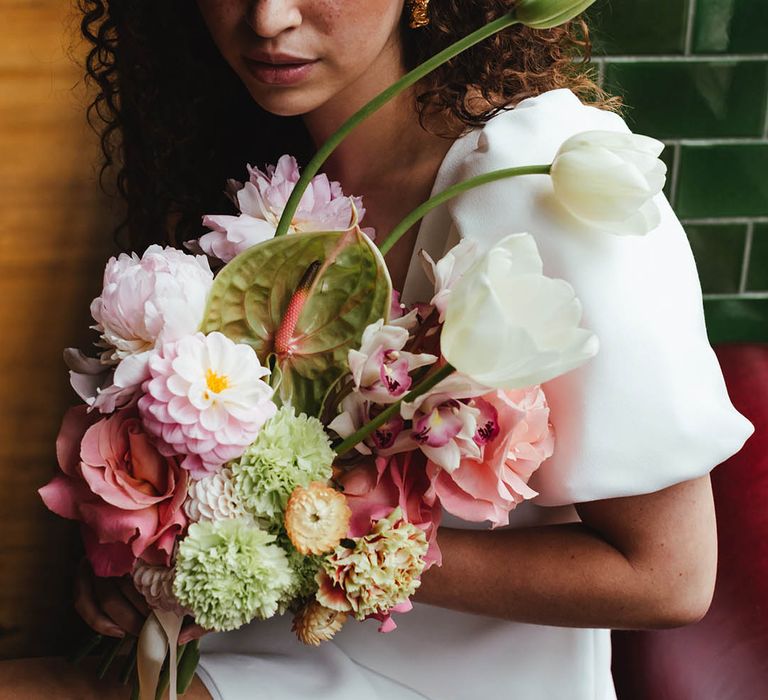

{"left": 611, "top": 343, "right": 768, "bottom": 700}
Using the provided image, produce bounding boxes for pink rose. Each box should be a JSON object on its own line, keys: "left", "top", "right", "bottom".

{"left": 338, "top": 451, "right": 442, "bottom": 569}
{"left": 425, "top": 387, "right": 555, "bottom": 527}
{"left": 38, "top": 406, "right": 189, "bottom": 577}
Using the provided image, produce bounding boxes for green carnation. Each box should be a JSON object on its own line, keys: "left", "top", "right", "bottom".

{"left": 277, "top": 538, "right": 322, "bottom": 612}
{"left": 231, "top": 405, "right": 335, "bottom": 523}
{"left": 173, "top": 518, "right": 294, "bottom": 631}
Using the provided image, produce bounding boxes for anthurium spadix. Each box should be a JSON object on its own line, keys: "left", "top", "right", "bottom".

{"left": 200, "top": 228, "right": 391, "bottom": 417}
{"left": 440, "top": 233, "right": 599, "bottom": 390}
{"left": 515, "top": 0, "right": 597, "bottom": 29}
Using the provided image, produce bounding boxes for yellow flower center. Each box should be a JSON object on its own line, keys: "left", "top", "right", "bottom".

{"left": 205, "top": 368, "right": 230, "bottom": 394}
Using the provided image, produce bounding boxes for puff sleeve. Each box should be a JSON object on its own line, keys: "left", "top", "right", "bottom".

{"left": 439, "top": 88, "right": 754, "bottom": 507}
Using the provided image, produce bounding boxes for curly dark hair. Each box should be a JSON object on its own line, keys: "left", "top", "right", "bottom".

{"left": 78, "top": 0, "right": 618, "bottom": 252}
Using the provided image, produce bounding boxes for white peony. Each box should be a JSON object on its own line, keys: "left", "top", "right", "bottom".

{"left": 550, "top": 130, "right": 667, "bottom": 236}
{"left": 440, "top": 233, "right": 598, "bottom": 389}
{"left": 91, "top": 244, "right": 214, "bottom": 363}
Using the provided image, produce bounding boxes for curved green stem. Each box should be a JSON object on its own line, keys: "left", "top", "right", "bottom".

{"left": 378, "top": 164, "right": 552, "bottom": 255}
{"left": 333, "top": 363, "right": 455, "bottom": 457}
{"left": 275, "top": 13, "right": 520, "bottom": 238}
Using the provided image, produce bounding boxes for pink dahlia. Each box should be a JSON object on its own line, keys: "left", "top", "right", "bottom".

{"left": 195, "top": 155, "right": 371, "bottom": 263}
{"left": 425, "top": 387, "right": 555, "bottom": 527}
{"left": 138, "top": 331, "right": 277, "bottom": 477}
{"left": 38, "top": 406, "right": 188, "bottom": 577}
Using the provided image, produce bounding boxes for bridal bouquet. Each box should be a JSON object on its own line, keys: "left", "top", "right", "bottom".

{"left": 38, "top": 1, "right": 667, "bottom": 697}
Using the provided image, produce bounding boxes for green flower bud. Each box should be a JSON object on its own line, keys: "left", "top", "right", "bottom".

{"left": 515, "top": 0, "right": 597, "bottom": 29}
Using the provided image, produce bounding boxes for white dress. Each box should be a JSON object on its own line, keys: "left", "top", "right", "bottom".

{"left": 196, "top": 88, "right": 755, "bottom": 700}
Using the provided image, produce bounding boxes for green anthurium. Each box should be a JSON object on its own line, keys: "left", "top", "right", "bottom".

{"left": 201, "top": 229, "right": 391, "bottom": 417}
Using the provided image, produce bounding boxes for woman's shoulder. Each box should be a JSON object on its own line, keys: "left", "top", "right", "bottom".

{"left": 466, "top": 88, "right": 629, "bottom": 171}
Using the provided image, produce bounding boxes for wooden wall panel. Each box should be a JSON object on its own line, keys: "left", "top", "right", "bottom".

{"left": 0, "top": 0, "right": 119, "bottom": 657}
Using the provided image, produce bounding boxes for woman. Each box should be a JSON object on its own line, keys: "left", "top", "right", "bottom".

{"left": 2, "top": 0, "right": 754, "bottom": 698}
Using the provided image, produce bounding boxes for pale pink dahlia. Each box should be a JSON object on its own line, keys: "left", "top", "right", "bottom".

{"left": 138, "top": 332, "right": 277, "bottom": 477}
{"left": 194, "top": 155, "right": 371, "bottom": 263}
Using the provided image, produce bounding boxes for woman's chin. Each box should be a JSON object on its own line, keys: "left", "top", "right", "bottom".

{"left": 246, "top": 86, "right": 327, "bottom": 118}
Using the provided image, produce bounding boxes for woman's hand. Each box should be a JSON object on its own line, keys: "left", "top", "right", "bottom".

{"left": 73, "top": 557, "right": 149, "bottom": 638}
{"left": 73, "top": 557, "right": 213, "bottom": 643}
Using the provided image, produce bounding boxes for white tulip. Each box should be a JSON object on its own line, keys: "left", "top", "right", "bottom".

{"left": 550, "top": 130, "right": 667, "bottom": 236}
{"left": 440, "top": 233, "right": 598, "bottom": 390}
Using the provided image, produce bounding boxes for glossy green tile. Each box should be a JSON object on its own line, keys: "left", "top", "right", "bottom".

{"left": 704, "top": 298, "right": 768, "bottom": 344}
{"left": 676, "top": 144, "right": 768, "bottom": 218}
{"left": 693, "top": 0, "right": 768, "bottom": 54}
{"left": 660, "top": 146, "right": 675, "bottom": 199}
{"left": 686, "top": 224, "right": 747, "bottom": 294}
{"left": 746, "top": 223, "right": 768, "bottom": 291}
{"left": 588, "top": 0, "right": 690, "bottom": 55}
{"left": 604, "top": 61, "right": 768, "bottom": 139}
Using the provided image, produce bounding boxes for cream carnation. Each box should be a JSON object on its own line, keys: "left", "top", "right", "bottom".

{"left": 231, "top": 406, "right": 335, "bottom": 522}
{"left": 173, "top": 518, "right": 294, "bottom": 631}
{"left": 285, "top": 482, "right": 351, "bottom": 556}
{"left": 138, "top": 332, "right": 277, "bottom": 477}
{"left": 316, "top": 508, "right": 428, "bottom": 620}
{"left": 184, "top": 467, "right": 247, "bottom": 522}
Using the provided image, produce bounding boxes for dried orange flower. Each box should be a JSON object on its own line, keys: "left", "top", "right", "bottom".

{"left": 285, "top": 481, "right": 351, "bottom": 555}
{"left": 292, "top": 599, "right": 348, "bottom": 646}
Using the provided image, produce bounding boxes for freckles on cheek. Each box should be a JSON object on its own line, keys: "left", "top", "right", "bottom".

{"left": 310, "top": 0, "right": 344, "bottom": 36}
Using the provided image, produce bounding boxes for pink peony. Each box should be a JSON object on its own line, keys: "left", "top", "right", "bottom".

{"left": 70, "top": 245, "right": 214, "bottom": 412}
{"left": 194, "top": 155, "right": 371, "bottom": 263}
{"left": 337, "top": 451, "right": 442, "bottom": 569}
{"left": 91, "top": 245, "right": 214, "bottom": 363}
{"left": 38, "top": 406, "right": 189, "bottom": 577}
{"left": 425, "top": 387, "right": 555, "bottom": 527}
{"left": 138, "top": 331, "right": 277, "bottom": 477}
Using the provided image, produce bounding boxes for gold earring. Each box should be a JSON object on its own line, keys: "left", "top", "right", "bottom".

{"left": 408, "top": 0, "right": 430, "bottom": 29}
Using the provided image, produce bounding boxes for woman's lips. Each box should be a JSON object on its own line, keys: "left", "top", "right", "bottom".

{"left": 243, "top": 58, "right": 318, "bottom": 86}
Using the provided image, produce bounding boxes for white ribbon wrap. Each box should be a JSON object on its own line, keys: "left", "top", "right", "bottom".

{"left": 137, "top": 609, "right": 184, "bottom": 700}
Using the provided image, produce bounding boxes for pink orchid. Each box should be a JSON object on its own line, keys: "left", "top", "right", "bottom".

{"left": 193, "top": 155, "right": 372, "bottom": 263}
{"left": 392, "top": 372, "right": 492, "bottom": 472}
{"left": 64, "top": 348, "right": 150, "bottom": 413}
{"left": 388, "top": 291, "right": 430, "bottom": 333}
{"left": 328, "top": 393, "right": 410, "bottom": 455}
{"left": 420, "top": 238, "right": 479, "bottom": 321}
{"left": 348, "top": 320, "right": 437, "bottom": 404}
{"left": 425, "top": 387, "right": 555, "bottom": 527}
{"left": 407, "top": 398, "right": 482, "bottom": 473}
{"left": 38, "top": 406, "right": 189, "bottom": 577}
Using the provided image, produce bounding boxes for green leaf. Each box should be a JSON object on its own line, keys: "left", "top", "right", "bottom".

{"left": 201, "top": 230, "right": 391, "bottom": 417}
{"left": 177, "top": 639, "right": 201, "bottom": 695}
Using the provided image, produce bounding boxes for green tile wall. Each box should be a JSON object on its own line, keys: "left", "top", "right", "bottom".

{"left": 589, "top": 0, "right": 768, "bottom": 344}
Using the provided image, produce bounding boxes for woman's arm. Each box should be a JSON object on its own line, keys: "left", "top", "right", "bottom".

{"left": 414, "top": 475, "right": 717, "bottom": 630}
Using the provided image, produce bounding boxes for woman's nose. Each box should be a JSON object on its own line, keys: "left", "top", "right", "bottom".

{"left": 246, "top": 0, "right": 302, "bottom": 38}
